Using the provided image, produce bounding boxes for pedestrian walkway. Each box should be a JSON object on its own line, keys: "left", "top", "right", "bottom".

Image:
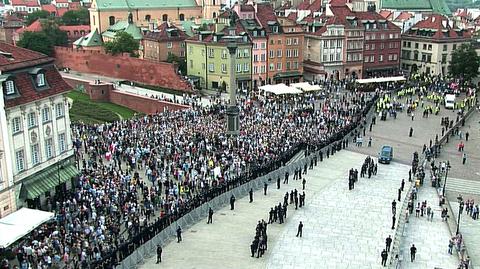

{"left": 140, "top": 150, "right": 405, "bottom": 269}
{"left": 400, "top": 186, "right": 459, "bottom": 269}
{"left": 266, "top": 157, "right": 409, "bottom": 269}
{"left": 451, "top": 201, "right": 480, "bottom": 268}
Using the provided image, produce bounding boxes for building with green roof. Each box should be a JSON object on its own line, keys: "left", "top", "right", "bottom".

{"left": 73, "top": 29, "right": 104, "bottom": 49}
{"left": 380, "top": 0, "right": 451, "bottom": 15}
{"left": 101, "top": 13, "right": 143, "bottom": 42}
{"left": 89, "top": 0, "right": 226, "bottom": 33}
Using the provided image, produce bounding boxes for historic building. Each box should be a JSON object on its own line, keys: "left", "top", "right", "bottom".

{"left": 401, "top": 14, "right": 472, "bottom": 76}
{"left": 143, "top": 22, "right": 188, "bottom": 62}
{"left": 0, "top": 42, "right": 77, "bottom": 212}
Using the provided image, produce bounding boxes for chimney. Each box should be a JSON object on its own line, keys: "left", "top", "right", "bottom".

{"left": 441, "top": 20, "right": 447, "bottom": 28}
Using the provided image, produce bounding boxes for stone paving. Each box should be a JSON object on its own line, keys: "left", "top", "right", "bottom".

{"left": 266, "top": 156, "right": 409, "bottom": 269}
{"left": 400, "top": 185, "right": 459, "bottom": 269}
{"left": 451, "top": 201, "right": 480, "bottom": 268}
{"left": 140, "top": 150, "right": 410, "bottom": 269}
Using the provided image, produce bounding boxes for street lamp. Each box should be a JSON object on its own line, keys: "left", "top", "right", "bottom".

{"left": 442, "top": 160, "right": 451, "bottom": 197}
{"left": 456, "top": 195, "right": 463, "bottom": 235}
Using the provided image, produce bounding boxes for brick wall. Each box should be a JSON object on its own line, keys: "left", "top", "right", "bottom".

{"left": 54, "top": 47, "right": 192, "bottom": 92}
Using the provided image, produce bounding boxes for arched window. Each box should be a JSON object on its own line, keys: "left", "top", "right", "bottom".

{"left": 162, "top": 14, "right": 168, "bottom": 22}
{"left": 179, "top": 14, "right": 185, "bottom": 21}
{"left": 213, "top": 0, "right": 216, "bottom": 5}
{"left": 109, "top": 16, "right": 115, "bottom": 25}
{"left": 212, "top": 12, "right": 217, "bottom": 18}
{"left": 145, "top": 14, "right": 151, "bottom": 22}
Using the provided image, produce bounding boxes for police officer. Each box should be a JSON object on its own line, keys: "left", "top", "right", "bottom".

{"left": 156, "top": 245, "right": 162, "bottom": 263}
{"left": 230, "top": 195, "right": 236, "bottom": 210}
{"left": 296, "top": 221, "right": 303, "bottom": 237}
{"left": 207, "top": 207, "right": 214, "bottom": 224}
{"left": 176, "top": 226, "right": 182, "bottom": 243}
{"left": 249, "top": 188, "right": 254, "bottom": 203}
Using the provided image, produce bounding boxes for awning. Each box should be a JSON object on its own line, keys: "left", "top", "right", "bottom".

{"left": 274, "top": 71, "right": 302, "bottom": 79}
{"left": 259, "top": 83, "right": 303, "bottom": 95}
{"left": 237, "top": 77, "right": 251, "bottom": 81}
{"left": 291, "top": 82, "right": 322, "bottom": 92}
{"left": 0, "top": 208, "right": 54, "bottom": 248}
{"left": 20, "top": 163, "right": 79, "bottom": 200}
{"left": 356, "top": 76, "right": 406, "bottom": 84}
{"left": 187, "top": 75, "right": 201, "bottom": 82}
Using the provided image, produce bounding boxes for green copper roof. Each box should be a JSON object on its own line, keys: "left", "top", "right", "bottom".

{"left": 74, "top": 29, "right": 103, "bottom": 47}
{"left": 381, "top": 0, "right": 451, "bottom": 15}
{"left": 102, "top": 19, "right": 143, "bottom": 40}
{"left": 94, "top": 0, "right": 197, "bottom": 10}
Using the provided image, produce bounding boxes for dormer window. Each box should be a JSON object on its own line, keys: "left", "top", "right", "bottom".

{"left": 36, "top": 73, "right": 46, "bottom": 87}
{"left": 5, "top": 80, "right": 15, "bottom": 95}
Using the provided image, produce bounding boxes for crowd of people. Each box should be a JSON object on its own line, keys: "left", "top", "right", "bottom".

{"left": 1, "top": 80, "right": 376, "bottom": 269}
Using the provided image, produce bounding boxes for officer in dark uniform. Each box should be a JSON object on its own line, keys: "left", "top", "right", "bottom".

{"left": 207, "top": 207, "right": 214, "bottom": 224}
{"left": 249, "top": 188, "right": 254, "bottom": 203}
{"left": 230, "top": 195, "right": 236, "bottom": 210}
{"left": 156, "top": 245, "right": 162, "bottom": 263}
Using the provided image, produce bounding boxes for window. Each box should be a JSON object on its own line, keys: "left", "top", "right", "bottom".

{"left": 221, "top": 63, "right": 227, "bottom": 73}
{"left": 293, "top": 49, "right": 298, "bottom": 57}
{"left": 293, "top": 61, "right": 298, "bottom": 70}
{"left": 145, "top": 15, "right": 151, "bottom": 22}
{"left": 365, "top": 44, "right": 369, "bottom": 50}
{"left": 293, "top": 38, "right": 298, "bottom": 45}
{"left": 443, "top": 44, "right": 447, "bottom": 51}
{"left": 208, "top": 63, "right": 214, "bottom": 72}
{"left": 323, "top": 40, "right": 328, "bottom": 48}
{"left": 28, "top": 112, "right": 37, "bottom": 128}
{"left": 371, "top": 44, "right": 375, "bottom": 50}
{"left": 58, "top": 133, "right": 66, "bottom": 153}
{"left": 208, "top": 48, "right": 214, "bottom": 58}
{"left": 253, "top": 55, "right": 258, "bottom": 62}
{"left": 109, "top": 16, "right": 115, "bottom": 26}
{"left": 4, "top": 80, "right": 15, "bottom": 95}
{"left": 422, "top": 44, "right": 427, "bottom": 50}
{"left": 269, "top": 63, "right": 274, "bottom": 71}
{"left": 236, "top": 63, "right": 242, "bottom": 73}
{"left": 162, "top": 14, "right": 168, "bottom": 22}
{"left": 35, "top": 73, "right": 45, "bottom": 87}
{"left": 15, "top": 150, "right": 24, "bottom": 172}
{"left": 42, "top": 107, "right": 51, "bottom": 123}
{"left": 253, "top": 66, "right": 258, "bottom": 74}
{"left": 286, "top": 62, "right": 290, "bottom": 70}
{"left": 286, "top": 38, "right": 291, "bottom": 45}
{"left": 428, "top": 44, "right": 432, "bottom": 51}
{"left": 222, "top": 50, "right": 227, "bottom": 59}
{"left": 243, "top": 49, "right": 249, "bottom": 57}
{"left": 276, "top": 62, "right": 282, "bottom": 70}
{"left": 261, "top": 54, "right": 266, "bottom": 62}
{"left": 370, "top": 55, "right": 375, "bottom": 62}
{"left": 179, "top": 14, "right": 185, "bottom": 21}
{"left": 55, "top": 103, "right": 64, "bottom": 118}
{"left": 189, "top": 46, "right": 193, "bottom": 55}
{"left": 453, "top": 44, "right": 457, "bottom": 51}
{"left": 167, "top": 42, "right": 173, "bottom": 49}
{"left": 45, "top": 138, "right": 53, "bottom": 159}
{"left": 276, "top": 49, "right": 282, "bottom": 57}
{"left": 243, "top": 63, "right": 249, "bottom": 72}
{"left": 269, "top": 50, "right": 274, "bottom": 58}
{"left": 380, "top": 43, "right": 384, "bottom": 49}
{"left": 415, "top": 43, "right": 419, "bottom": 49}
{"left": 31, "top": 144, "right": 39, "bottom": 165}
{"left": 260, "top": 65, "right": 266, "bottom": 73}
{"left": 12, "top": 117, "right": 22, "bottom": 134}
{"left": 286, "top": 49, "right": 291, "bottom": 58}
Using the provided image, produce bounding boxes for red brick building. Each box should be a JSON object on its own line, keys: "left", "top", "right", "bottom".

{"left": 143, "top": 22, "right": 188, "bottom": 62}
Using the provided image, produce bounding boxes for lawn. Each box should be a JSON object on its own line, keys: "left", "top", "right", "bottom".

{"left": 67, "top": 90, "right": 138, "bottom": 124}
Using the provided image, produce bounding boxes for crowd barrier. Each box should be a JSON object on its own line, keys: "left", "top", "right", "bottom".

{"left": 112, "top": 96, "right": 379, "bottom": 269}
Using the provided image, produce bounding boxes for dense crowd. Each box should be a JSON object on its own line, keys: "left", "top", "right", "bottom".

{"left": 3, "top": 81, "right": 377, "bottom": 269}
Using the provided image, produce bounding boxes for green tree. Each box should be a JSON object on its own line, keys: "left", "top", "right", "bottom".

{"left": 103, "top": 31, "right": 139, "bottom": 56}
{"left": 26, "top": 10, "right": 50, "bottom": 26}
{"left": 166, "top": 52, "right": 186, "bottom": 75}
{"left": 449, "top": 43, "right": 480, "bottom": 82}
{"left": 42, "top": 21, "right": 68, "bottom": 46}
{"left": 17, "top": 31, "right": 54, "bottom": 55}
{"left": 61, "top": 8, "right": 90, "bottom": 25}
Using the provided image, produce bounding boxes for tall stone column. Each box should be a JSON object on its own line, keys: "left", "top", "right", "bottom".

{"left": 226, "top": 42, "right": 240, "bottom": 135}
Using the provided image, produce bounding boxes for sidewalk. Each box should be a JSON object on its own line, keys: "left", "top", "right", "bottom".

{"left": 400, "top": 185, "right": 459, "bottom": 269}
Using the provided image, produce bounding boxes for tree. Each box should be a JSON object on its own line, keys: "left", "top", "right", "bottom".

{"left": 167, "top": 53, "right": 186, "bottom": 75}
{"left": 449, "top": 43, "right": 480, "bottom": 82}
{"left": 103, "top": 31, "right": 139, "bottom": 56}
{"left": 26, "top": 10, "right": 50, "bottom": 26}
{"left": 61, "top": 8, "right": 90, "bottom": 25}
{"left": 42, "top": 21, "right": 68, "bottom": 46}
{"left": 17, "top": 31, "right": 54, "bottom": 55}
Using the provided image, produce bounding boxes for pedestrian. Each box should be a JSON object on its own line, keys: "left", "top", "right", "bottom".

{"left": 368, "top": 137, "right": 372, "bottom": 147}
{"left": 401, "top": 179, "right": 405, "bottom": 191}
{"left": 392, "top": 200, "right": 397, "bottom": 215}
{"left": 381, "top": 249, "right": 388, "bottom": 267}
{"left": 410, "top": 244, "right": 417, "bottom": 262}
{"left": 302, "top": 178, "right": 306, "bottom": 190}
{"left": 230, "top": 195, "right": 236, "bottom": 210}
{"left": 176, "top": 226, "right": 182, "bottom": 243}
{"left": 466, "top": 132, "right": 469, "bottom": 141}
{"left": 463, "top": 153, "right": 467, "bottom": 165}
{"left": 277, "top": 177, "right": 280, "bottom": 189}
{"left": 409, "top": 127, "right": 413, "bottom": 137}
{"left": 264, "top": 182, "right": 268, "bottom": 195}
{"left": 249, "top": 188, "right": 254, "bottom": 203}
{"left": 411, "top": 113, "right": 415, "bottom": 121}
{"left": 207, "top": 207, "right": 213, "bottom": 224}
{"left": 392, "top": 215, "right": 396, "bottom": 230}
{"left": 156, "top": 245, "right": 162, "bottom": 263}
{"left": 296, "top": 221, "right": 303, "bottom": 237}
{"left": 398, "top": 188, "right": 402, "bottom": 202}
{"left": 448, "top": 239, "right": 453, "bottom": 255}
{"left": 386, "top": 235, "right": 392, "bottom": 252}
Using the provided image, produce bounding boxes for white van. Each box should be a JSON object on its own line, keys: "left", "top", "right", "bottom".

{"left": 445, "top": 94, "right": 455, "bottom": 109}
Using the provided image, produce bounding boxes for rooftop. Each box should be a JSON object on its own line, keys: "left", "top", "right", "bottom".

{"left": 93, "top": 0, "right": 198, "bottom": 10}
{"left": 404, "top": 14, "right": 471, "bottom": 40}
{"left": 380, "top": 0, "right": 451, "bottom": 15}
{"left": 0, "top": 42, "right": 51, "bottom": 71}
{"left": 143, "top": 22, "right": 188, "bottom": 42}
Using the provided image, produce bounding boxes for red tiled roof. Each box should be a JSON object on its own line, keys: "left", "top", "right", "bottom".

{"left": 379, "top": 10, "right": 392, "bottom": 19}
{"left": 297, "top": 0, "right": 310, "bottom": 10}
{"left": 16, "top": 19, "right": 42, "bottom": 34}
{"left": 59, "top": 25, "right": 90, "bottom": 32}
{"left": 276, "top": 2, "right": 291, "bottom": 11}
{"left": 11, "top": 0, "right": 40, "bottom": 7}
{"left": 256, "top": 3, "right": 279, "bottom": 33}
{"left": 308, "top": 0, "right": 322, "bottom": 12}
{"left": 0, "top": 42, "right": 52, "bottom": 71}
{"left": 329, "top": 0, "right": 347, "bottom": 7}
{"left": 144, "top": 22, "right": 187, "bottom": 42}
{"left": 4, "top": 66, "right": 71, "bottom": 108}
{"left": 68, "top": 2, "right": 82, "bottom": 9}
{"left": 55, "top": 0, "right": 68, "bottom": 3}
{"left": 41, "top": 4, "right": 57, "bottom": 13}
{"left": 395, "top": 11, "right": 412, "bottom": 21}
{"left": 56, "top": 7, "right": 69, "bottom": 16}
{"left": 240, "top": 4, "right": 255, "bottom": 11}
{"left": 287, "top": 12, "right": 298, "bottom": 21}
{"left": 406, "top": 14, "right": 471, "bottom": 40}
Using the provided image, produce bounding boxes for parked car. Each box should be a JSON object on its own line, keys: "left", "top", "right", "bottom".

{"left": 379, "top": 145, "right": 393, "bottom": 164}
